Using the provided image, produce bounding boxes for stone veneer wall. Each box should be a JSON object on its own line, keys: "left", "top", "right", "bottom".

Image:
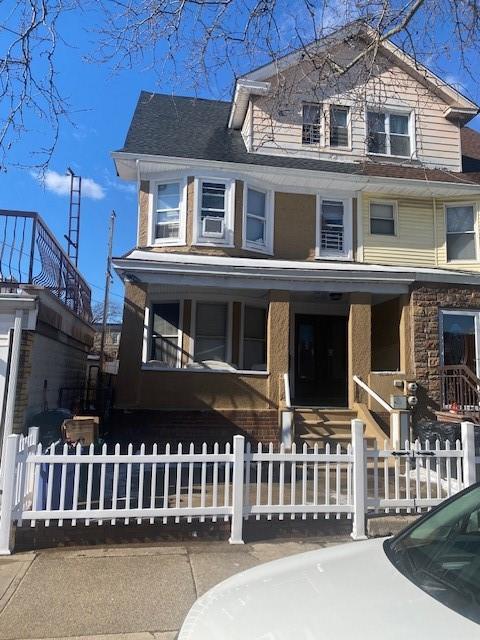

{"left": 411, "top": 283, "right": 480, "bottom": 419}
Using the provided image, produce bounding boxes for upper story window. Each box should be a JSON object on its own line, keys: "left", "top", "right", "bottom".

{"left": 330, "top": 106, "right": 349, "bottom": 148}
{"left": 150, "top": 302, "right": 181, "bottom": 367}
{"left": 243, "top": 185, "right": 273, "bottom": 254}
{"left": 302, "top": 103, "right": 321, "bottom": 145}
{"left": 367, "top": 111, "right": 412, "bottom": 157}
{"left": 194, "top": 302, "right": 229, "bottom": 363}
{"left": 195, "top": 179, "right": 234, "bottom": 245}
{"left": 370, "top": 201, "right": 396, "bottom": 236}
{"left": 153, "top": 180, "right": 186, "bottom": 245}
{"left": 316, "top": 197, "right": 353, "bottom": 261}
{"left": 243, "top": 305, "right": 267, "bottom": 371}
{"left": 446, "top": 204, "right": 477, "bottom": 262}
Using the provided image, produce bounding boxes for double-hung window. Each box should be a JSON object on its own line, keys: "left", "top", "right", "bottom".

{"left": 154, "top": 182, "right": 184, "bottom": 243}
{"left": 320, "top": 200, "right": 345, "bottom": 253}
{"left": 330, "top": 106, "right": 349, "bottom": 148}
{"left": 302, "top": 104, "right": 321, "bottom": 145}
{"left": 196, "top": 179, "right": 234, "bottom": 245}
{"left": 194, "top": 302, "right": 228, "bottom": 363}
{"left": 150, "top": 303, "right": 181, "bottom": 367}
{"left": 367, "top": 111, "right": 411, "bottom": 157}
{"left": 244, "top": 187, "right": 272, "bottom": 252}
{"left": 243, "top": 306, "right": 267, "bottom": 371}
{"left": 370, "top": 202, "right": 396, "bottom": 235}
{"left": 446, "top": 205, "right": 477, "bottom": 261}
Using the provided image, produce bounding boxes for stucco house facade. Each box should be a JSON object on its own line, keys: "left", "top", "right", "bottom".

{"left": 112, "top": 23, "right": 480, "bottom": 445}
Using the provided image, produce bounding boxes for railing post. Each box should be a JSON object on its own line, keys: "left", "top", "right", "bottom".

{"left": 351, "top": 419, "right": 367, "bottom": 541}
{"left": 0, "top": 434, "right": 20, "bottom": 555}
{"left": 461, "top": 421, "right": 476, "bottom": 487}
{"left": 229, "top": 435, "right": 245, "bottom": 545}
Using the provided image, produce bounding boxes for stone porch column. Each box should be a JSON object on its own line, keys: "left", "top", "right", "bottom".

{"left": 348, "top": 292, "right": 372, "bottom": 406}
{"left": 267, "top": 290, "right": 290, "bottom": 409}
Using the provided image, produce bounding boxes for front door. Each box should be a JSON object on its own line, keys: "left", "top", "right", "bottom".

{"left": 441, "top": 311, "right": 480, "bottom": 375}
{"left": 294, "top": 314, "right": 347, "bottom": 406}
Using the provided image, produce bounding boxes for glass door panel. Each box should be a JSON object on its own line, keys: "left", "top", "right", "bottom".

{"left": 442, "top": 312, "right": 478, "bottom": 375}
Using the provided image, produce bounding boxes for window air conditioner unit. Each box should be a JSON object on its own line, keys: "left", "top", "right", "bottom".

{"left": 202, "top": 216, "right": 224, "bottom": 238}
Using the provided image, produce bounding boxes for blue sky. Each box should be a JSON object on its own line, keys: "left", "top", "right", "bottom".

{"left": 0, "top": 6, "right": 479, "bottom": 314}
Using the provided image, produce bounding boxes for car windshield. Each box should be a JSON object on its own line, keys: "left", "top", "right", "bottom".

{"left": 386, "top": 484, "right": 480, "bottom": 624}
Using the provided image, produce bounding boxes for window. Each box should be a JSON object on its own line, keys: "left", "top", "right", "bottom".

{"left": 330, "top": 106, "right": 349, "bottom": 147}
{"left": 243, "top": 306, "right": 267, "bottom": 370}
{"left": 195, "top": 302, "right": 228, "bottom": 363}
{"left": 245, "top": 187, "right": 272, "bottom": 252}
{"left": 302, "top": 104, "right": 321, "bottom": 145}
{"left": 446, "top": 205, "right": 477, "bottom": 261}
{"left": 367, "top": 111, "right": 411, "bottom": 157}
{"left": 370, "top": 202, "right": 396, "bottom": 235}
{"left": 155, "top": 182, "right": 181, "bottom": 242}
{"left": 320, "top": 200, "right": 344, "bottom": 252}
{"left": 200, "top": 182, "right": 226, "bottom": 238}
{"left": 150, "top": 303, "right": 180, "bottom": 367}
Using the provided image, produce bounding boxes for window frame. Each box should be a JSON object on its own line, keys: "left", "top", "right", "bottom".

{"left": 301, "top": 102, "right": 322, "bottom": 146}
{"left": 240, "top": 303, "right": 268, "bottom": 371}
{"left": 193, "top": 177, "right": 235, "bottom": 247}
{"left": 149, "top": 177, "right": 187, "bottom": 247}
{"left": 444, "top": 202, "right": 478, "bottom": 263}
{"left": 329, "top": 105, "right": 351, "bottom": 149}
{"left": 369, "top": 199, "right": 398, "bottom": 237}
{"left": 143, "top": 300, "right": 183, "bottom": 368}
{"left": 366, "top": 107, "right": 415, "bottom": 159}
{"left": 191, "top": 300, "right": 233, "bottom": 364}
{"left": 315, "top": 195, "right": 353, "bottom": 261}
{"left": 242, "top": 182, "right": 274, "bottom": 254}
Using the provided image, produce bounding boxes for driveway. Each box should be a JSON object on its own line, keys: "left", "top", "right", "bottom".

{"left": 0, "top": 536, "right": 351, "bottom": 639}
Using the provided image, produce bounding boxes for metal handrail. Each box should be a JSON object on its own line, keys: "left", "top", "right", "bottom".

{"left": 283, "top": 372, "right": 291, "bottom": 409}
{"left": 353, "top": 375, "right": 393, "bottom": 413}
{"left": 0, "top": 210, "right": 92, "bottom": 322}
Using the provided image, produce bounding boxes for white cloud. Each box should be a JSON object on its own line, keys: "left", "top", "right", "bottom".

{"left": 32, "top": 170, "right": 105, "bottom": 200}
{"left": 103, "top": 172, "right": 136, "bottom": 195}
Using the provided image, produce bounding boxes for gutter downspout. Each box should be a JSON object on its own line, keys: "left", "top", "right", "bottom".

{"left": 0, "top": 312, "right": 23, "bottom": 469}
{"left": 136, "top": 159, "right": 141, "bottom": 247}
{"left": 433, "top": 197, "right": 439, "bottom": 266}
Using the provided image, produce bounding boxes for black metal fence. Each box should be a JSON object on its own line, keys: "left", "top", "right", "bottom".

{"left": 0, "top": 210, "right": 91, "bottom": 322}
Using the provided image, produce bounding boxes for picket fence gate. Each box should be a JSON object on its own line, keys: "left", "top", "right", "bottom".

{"left": 0, "top": 419, "right": 478, "bottom": 555}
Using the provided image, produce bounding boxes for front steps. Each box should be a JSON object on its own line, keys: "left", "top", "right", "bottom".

{"left": 294, "top": 406, "right": 388, "bottom": 449}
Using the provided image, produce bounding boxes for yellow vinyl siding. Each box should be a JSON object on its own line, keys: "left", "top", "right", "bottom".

{"left": 362, "top": 195, "right": 437, "bottom": 267}
{"left": 435, "top": 197, "right": 480, "bottom": 272}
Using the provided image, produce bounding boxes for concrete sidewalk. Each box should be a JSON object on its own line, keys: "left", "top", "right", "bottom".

{"left": 0, "top": 536, "right": 351, "bottom": 640}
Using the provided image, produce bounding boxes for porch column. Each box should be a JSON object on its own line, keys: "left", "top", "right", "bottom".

{"left": 399, "top": 294, "right": 413, "bottom": 375}
{"left": 267, "top": 291, "right": 290, "bottom": 409}
{"left": 348, "top": 293, "right": 372, "bottom": 406}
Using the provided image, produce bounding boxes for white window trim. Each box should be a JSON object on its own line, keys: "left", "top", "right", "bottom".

{"left": 365, "top": 106, "right": 416, "bottom": 159}
{"left": 193, "top": 177, "right": 235, "bottom": 247}
{"left": 368, "top": 199, "right": 398, "bottom": 237}
{"left": 315, "top": 195, "right": 353, "bottom": 261}
{"left": 444, "top": 202, "right": 479, "bottom": 263}
{"left": 191, "top": 299, "right": 233, "bottom": 365}
{"left": 148, "top": 177, "right": 187, "bottom": 247}
{"left": 142, "top": 299, "right": 184, "bottom": 368}
{"left": 439, "top": 309, "right": 480, "bottom": 376}
{"left": 242, "top": 182, "right": 274, "bottom": 255}
{"left": 240, "top": 301, "right": 268, "bottom": 371}
{"left": 328, "top": 104, "right": 352, "bottom": 151}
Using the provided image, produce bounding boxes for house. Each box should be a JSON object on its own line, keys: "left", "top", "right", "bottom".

{"left": 112, "top": 23, "right": 480, "bottom": 446}
{"left": 0, "top": 209, "right": 93, "bottom": 451}
{"left": 87, "top": 322, "right": 122, "bottom": 389}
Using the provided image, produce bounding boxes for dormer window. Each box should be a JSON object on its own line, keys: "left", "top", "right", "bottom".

{"left": 367, "top": 111, "right": 412, "bottom": 157}
{"left": 302, "top": 103, "right": 321, "bottom": 145}
{"left": 330, "top": 106, "right": 349, "bottom": 148}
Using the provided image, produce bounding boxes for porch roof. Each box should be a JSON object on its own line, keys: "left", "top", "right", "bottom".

{"left": 113, "top": 250, "right": 480, "bottom": 294}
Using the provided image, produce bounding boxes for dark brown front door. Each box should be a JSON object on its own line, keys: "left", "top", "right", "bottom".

{"left": 294, "top": 314, "right": 347, "bottom": 406}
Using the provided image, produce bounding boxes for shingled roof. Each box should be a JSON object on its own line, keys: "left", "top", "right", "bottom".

{"left": 119, "top": 91, "right": 480, "bottom": 186}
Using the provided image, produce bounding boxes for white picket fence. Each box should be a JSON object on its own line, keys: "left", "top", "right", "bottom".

{"left": 0, "top": 420, "right": 478, "bottom": 554}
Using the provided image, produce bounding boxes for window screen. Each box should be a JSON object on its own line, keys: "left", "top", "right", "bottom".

{"left": 195, "top": 302, "right": 228, "bottom": 362}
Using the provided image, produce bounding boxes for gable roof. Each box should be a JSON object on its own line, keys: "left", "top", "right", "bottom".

{"left": 117, "top": 91, "right": 480, "bottom": 187}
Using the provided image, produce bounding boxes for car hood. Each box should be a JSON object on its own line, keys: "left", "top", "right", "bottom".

{"left": 178, "top": 538, "right": 479, "bottom": 640}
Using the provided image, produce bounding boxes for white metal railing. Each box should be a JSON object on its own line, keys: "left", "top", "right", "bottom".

{"left": 353, "top": 375, "right": 393, "bottom": 413}
{"left": 283, "top": 372, "right": 291, "bottom": 409}
{"left": 321, "top": 228, "right": 344, "bottom": 252}
{"left": 0, "top": 421, "right": 478, "bottom": 554}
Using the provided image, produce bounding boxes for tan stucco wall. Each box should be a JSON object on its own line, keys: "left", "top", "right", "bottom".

{"left": 267, "top": 291, "right": 290, "bottom": 408}
{"left": 348, "top": 293, "right": 372, "bottom": 406}
{"left": 274, "top": 192, "right": 316, "bottom": 261}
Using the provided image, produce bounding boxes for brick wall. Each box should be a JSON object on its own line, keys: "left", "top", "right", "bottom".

{"left": 411, "top": 283, "right": 480, "bottom": 418}
{"left": 111, "top": 409, "right": 279, "bottom": 446}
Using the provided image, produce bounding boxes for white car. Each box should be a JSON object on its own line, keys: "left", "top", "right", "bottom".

{"left": 178, "top": 484, "right": 480, "bottom": 639}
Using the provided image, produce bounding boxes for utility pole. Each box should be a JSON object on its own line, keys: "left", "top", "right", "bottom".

{"left": 99, "top": 211, "right": 116, "bottom": 377}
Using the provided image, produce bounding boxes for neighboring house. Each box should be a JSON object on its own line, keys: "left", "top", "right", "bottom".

{"left": 0, "top": 210, "right": 93, "bottom": 446}
{"left": 112, "top": 23, "right": 480, "bottom": 445}
{"left": 91, "top": 322, "right": 122, "bottom": 361}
